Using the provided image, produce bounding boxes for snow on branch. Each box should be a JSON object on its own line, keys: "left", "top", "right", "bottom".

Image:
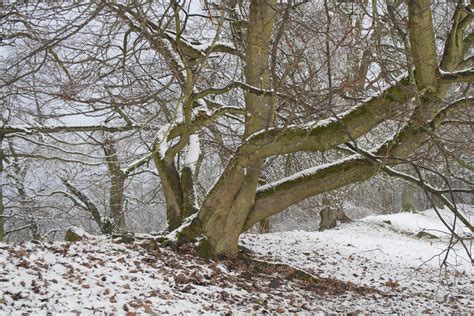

{"left": 163, "top": 29, "right": 236, "bottom": 58}
{"left": 121, "top": 153, "right": 153, "bottom": 177}
{"left": 153, "top": 124, "right": 173, "bottom": 159}
{"left": 168, "top": 105, "right": 244, "bottom": 140}
{"left": 439, "top": 67, "right": 474, "bottom": 84}
{"left": 193, "top": 81, "right": 276, "bottom": 100}
{"left": 1, "top": 124, "right": 142, "bottom": 137}
{"left": 257, "top": 155, "right": 361, "bottom": 193}
{"left": 244, "top": 73, "right": 411, "bottom": 159}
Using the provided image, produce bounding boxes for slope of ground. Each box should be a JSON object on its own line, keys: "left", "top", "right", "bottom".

{"left": 0, "top": 207, "right": 472, "bottom": 314}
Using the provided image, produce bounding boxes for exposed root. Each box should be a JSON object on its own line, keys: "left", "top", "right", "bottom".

{"left": 224, "top": 251, "right": 381, "bottom": 296}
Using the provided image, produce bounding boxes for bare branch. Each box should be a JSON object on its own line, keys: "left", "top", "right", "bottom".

{"left": 1, "top": 125, "right": 142, "bottom": 137}
{"left": 60, "top": 178, "right": 103, "bottom": 231}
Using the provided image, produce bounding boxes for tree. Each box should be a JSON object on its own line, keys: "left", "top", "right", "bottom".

{"left": 176, "top": 0, "right": 473, "bottom": 257}
{"left": 0, "top": 0, "right": 472, "bottom": 257}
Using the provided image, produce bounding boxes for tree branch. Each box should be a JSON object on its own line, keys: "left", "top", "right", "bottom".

{"left": 245, "top": 75, "right": 411, "bottom": 159}
{"left": 440, "top": 3, "right": 473, "bottom": 72}
{"left": 246, "top": 97, "right": 473, "bottom": 229}
{"left": 162, "top": 29, "right": 237, "bottom": 59}
{"left": 60, "top": 178, "right": 103, "bottom": 230}
{"left": 439, "top": 68, "right": 474, "bottom": 84}
{"left": 344, "top": 143, "right": 473, "bottom": 233}
{"left": 1, "top": 125, "right": 142, "bottom": 137}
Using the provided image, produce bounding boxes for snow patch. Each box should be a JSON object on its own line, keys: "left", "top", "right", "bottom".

{"left": 184, "top": 134, "right": 200, "bottom": 172}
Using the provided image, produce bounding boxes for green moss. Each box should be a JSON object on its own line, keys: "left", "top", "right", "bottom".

{"left": 257, "top": 158, "right": 362, "bottom": 198}
{"left": 196, "top": 237, "right": 215, "bottom": 259}
{"left": 65, "top": 229, "right": 82, "bottom": 242}
{"left": 386, "top": 85, "right": 408, "bottom": 103}
{"left": 175, "top": 216, "right": 202, "bottom": 244}
{"left": 101, "top": 218, "right": 115, "bottom": 235}
{"left": 308, "top": 121, "right": 342, "bottom": 138}
{"left": 416, "top": 231, "right": 439, "bottom": 239}
{"left": 156, "top": 236, "right": 174, "bottom": 247}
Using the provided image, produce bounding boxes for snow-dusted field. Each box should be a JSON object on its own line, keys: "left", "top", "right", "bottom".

{"left": 1, "top": 208, "right": 473, "bottom": 314}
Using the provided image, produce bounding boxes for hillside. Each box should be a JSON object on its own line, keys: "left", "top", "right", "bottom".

{"left": 1, "top": 207, "right": 472, "bottom": 314}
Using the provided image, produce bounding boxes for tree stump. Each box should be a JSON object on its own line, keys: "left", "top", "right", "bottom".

{"left": 319, "top": 207, "right": 352, "bottom": 231}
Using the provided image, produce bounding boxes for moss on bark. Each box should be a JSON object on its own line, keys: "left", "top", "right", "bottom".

{"left": 196, "top": 237, "right": 215, "bottom": 259}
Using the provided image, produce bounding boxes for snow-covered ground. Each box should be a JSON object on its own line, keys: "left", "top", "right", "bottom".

{"left": 243, "top": 207, "right": 473, "bottom": 313}
{"left": 1, "top": 207, "right": 473, "bottom": 314}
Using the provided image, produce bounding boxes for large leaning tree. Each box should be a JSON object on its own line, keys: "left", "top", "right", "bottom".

{"left": 1, "top": 0, "right": 473, "bottom": 256}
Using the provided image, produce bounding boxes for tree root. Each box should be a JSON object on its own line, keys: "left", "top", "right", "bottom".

{"left": 231, "top": 250, "right": 381, "bottom": 296}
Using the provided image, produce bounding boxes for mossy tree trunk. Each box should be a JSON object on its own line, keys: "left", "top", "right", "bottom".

{"left": 194, "top": 0, "right": 277, "bottom": 257}
{"left": 153, "top": 154, "right": 198, "bottom": 231}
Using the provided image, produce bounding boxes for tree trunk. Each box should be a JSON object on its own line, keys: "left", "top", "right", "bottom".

{"left": 110, "top": 172, "right": 126, "bottom": 229}
{"left": 154, "top": 156, "right": 183, "bottom": 231}
{"left": 153, "top": 152, "right": 201, "bottom": 231}
{"left": 103, "top": 139, "right": 126, "bottom": 231}
{"left": 401, "top": 184, "right": 417, "bottom": 212}
{"left": 180, "top": 166, "right": 198, "bottom": 219}
{"left": 195, "top": 0, "right": 277, "bottom": 257}
{"left": 319, "top": 207, "right": 337, "bottom": 231}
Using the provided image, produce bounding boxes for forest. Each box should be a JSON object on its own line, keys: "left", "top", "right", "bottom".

{"left": 0, "top": 0, "right": 473, "bottom": 313}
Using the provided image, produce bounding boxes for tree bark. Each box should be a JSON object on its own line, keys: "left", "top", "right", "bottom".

{"left": 153, "top": 155, "right": 184, "bottom": 231}
{"left": 401, "top": 184, "right": 417, "bottom": 212}
{"left": 152, "top": 137, "right": 199, "bottom": 231}
{"left": 180, "top": 166, "right": 198, "bottom": 219}
{"left": 103, "top": 139, "right": 126, "bottom": 231}
{"left": 196, "top": 0, "right": 277, "bottom": 257}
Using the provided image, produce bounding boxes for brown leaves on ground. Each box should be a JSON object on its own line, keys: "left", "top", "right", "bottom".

{"left": 385, "top": 279, "right": 400, "bottom": 289}
{"left": 228, "top": 257, "right": 381, "bottom": 296}
{"left": 1, "top": 236, "right": 383, "bottom": 314}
